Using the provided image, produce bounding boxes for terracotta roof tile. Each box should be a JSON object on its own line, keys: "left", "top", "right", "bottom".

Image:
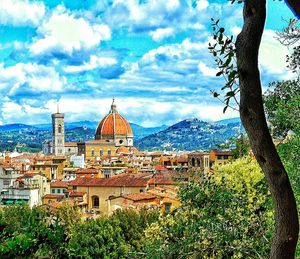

{"left": 43, "top": 194, "right": 65, "bottom": 199}
{"left": 123, "top": 193, "right": 157, "bottom": 202}
{"left": 148, "top": 177, "right": 175, "bottom": 185}
{"left": 70, "top": 174, "right": 148, "bottom": 187}
{"left": 50, "top": 181, "right": 69, "bottom": 188}
{"left": 77, "top": 168, "right": 98, "bottom": 174}
{"left": 69, "top": 191, "right": 86, "bottom": 197}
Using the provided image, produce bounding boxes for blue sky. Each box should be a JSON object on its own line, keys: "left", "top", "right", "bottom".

{"left": 0, "top": 0, "right": 297, "bottom": 127}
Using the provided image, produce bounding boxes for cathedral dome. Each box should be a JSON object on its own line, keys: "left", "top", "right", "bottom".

{"left": 95, "top": 100, "right": 133, "bottom": 146}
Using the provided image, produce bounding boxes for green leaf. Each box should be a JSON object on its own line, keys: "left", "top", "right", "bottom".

{"left": 223, "top": 105, "right": 228, "bottom": 113}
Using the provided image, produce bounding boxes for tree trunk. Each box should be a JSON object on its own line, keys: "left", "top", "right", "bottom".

{"left": 285, "top": 0, "right": 300, "bottom": 18}
{"left": 236, "top": 0, "right": 299, "bottom": 258}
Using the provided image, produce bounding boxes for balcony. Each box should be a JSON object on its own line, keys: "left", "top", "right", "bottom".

{"left": 1, "top": 194, "right": 30, "bottom": 200}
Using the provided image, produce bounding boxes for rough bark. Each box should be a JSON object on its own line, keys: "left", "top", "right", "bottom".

{"left": 285, "top": 0, "right": 300, "bottom": 18}
{"left": 236, "top": 0, "right": 299, "bottom": 258}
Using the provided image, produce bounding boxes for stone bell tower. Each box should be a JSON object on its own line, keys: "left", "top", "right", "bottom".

{"left": 52, "top": 103, "right": 65, "bottom": 156}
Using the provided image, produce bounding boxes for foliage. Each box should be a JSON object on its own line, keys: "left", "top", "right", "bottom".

{"left": 278, "top": 135, "right": 300, "bottom": 257}
{"left": 0, "top": 204, "right": 159, "bottom": 258}
{"left": 0, "top": 205, "right": 66, "bottom": 258}
{"left": 142, "top": 157, "right": 273, "bottom": 258}
{"left": 208, "top": 19, "right": 239, "bottom": 113}
{"left": 66, "top": 217, "right": 130, "bottom": 259}
{"left": 277, "top": 18, "right": 300, "bottom": 73}
{"left": 111, "top": 208, "right": 159, "bottom": 251}
{"left": 264, "top": 79, "right": 300, "bottom": 136}
{"left": 232, "top": 133, "right": 251, "bottom": 158}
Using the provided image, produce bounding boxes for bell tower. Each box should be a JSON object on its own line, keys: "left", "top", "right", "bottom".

{"left": 52, "top": 104, "right": 65, "bottom": 156}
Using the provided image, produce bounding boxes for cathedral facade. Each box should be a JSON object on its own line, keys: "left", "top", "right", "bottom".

{"left": 43, "top": 100, "right": 134, "bottom": 161}
{"left": 79, "top": 100, "right": 134, "bottom": 161}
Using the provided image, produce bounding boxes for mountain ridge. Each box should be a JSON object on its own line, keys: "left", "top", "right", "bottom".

{"left": 135, "top": 118, "right": 243, "bottom": 151}
{"left": 0, "top": 118, "right": 242, "bottom": 152}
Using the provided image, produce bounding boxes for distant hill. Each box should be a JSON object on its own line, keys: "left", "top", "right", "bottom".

{"left": 33, "top": 121, "right": 99, "bottom": 131}
{"left": 135, "top": 118, "right": 243, "bottom": 151}
{"left": 0, "top": 118, "right": 243, "bottom": 152}
{"left": 215, "top": 117, "right": 241, "bottom": 125}
{"left": 0, "top": 120, "right": 169, "bottom": 152}
{"left": 130, "top": 123, "right": 168, "bottom": 140}
{"left": 32, "top": 121, "right": 167, "bottom": 140}
{"left": 0, "top": 124, "right": 38, "bottom": 131}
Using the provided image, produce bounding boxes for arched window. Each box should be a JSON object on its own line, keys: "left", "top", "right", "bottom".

{"left": 58, "top": 124, "right": 62, "bottom": 133}
{"left": 191, "top": 158, "right": 195, "bottom": 167}
{"left": 107, "top": 149, "right": 111, "bottom": 156}
{"left": 197, "top": 159, "right": 201, "bottom": 167}
{"left": 91, "top": 149, "right": 95, "bottom": 157}
{"left": 99, "top": 149, "right": 103, "bottom": 157}
{"left": 92, "top": 196, "right": 99, "bottom": 208}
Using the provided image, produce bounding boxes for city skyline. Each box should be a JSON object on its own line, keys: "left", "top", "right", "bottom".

{"left": 0, "top": 0, "right": 297, "bottom": 127}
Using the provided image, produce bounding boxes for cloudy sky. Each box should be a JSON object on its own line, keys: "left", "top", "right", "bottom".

{"left": 0, "top": 0, "right": 297, "bottom": 127}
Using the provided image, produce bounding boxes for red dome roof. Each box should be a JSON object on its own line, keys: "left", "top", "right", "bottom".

{"left": 95, "top": 101, "right": 133, "bottom": 140}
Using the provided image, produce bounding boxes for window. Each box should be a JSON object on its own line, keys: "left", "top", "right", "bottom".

{"left": 107, "top": 149, "right": 111, "bottom": 156}
{"left": 91, "top": 149, "right": 95, "bottom": 157}
{"left": 191, "top": 158, "right": 195, "bottom": 167}
{"left": 99, "top": 150, "right": 103, "bottom": 157}
{"left": 165, "top": 203, "right": 172, "bottom": 213}
{"left": 51, "top": 189, "right": 55, "bottom": 193}
{"left": 92, "top": 196, "right": 99, "bottom": 208}
{"left": 57, "top": 189, "right": 61, "bottom": 194}
{"left": 58, "top": 124, "right": 62, "bottom": 133}
{"left": 119, "top": 139, "right": 123, "bottom": 144}
{"left": 3, "top": 180, "right": 9, "bottom": 187}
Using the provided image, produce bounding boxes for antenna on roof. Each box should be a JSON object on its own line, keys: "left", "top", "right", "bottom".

{"left": 57, "top": 101, "right": 59, "bottom": 114}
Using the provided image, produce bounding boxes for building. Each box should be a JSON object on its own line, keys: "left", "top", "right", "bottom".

{"left": 80, "top": 100, "right": 136, "bottom": 161}
{"left": 209, "top": 149, "right": 233, "bottom": 167}
{"left": 43, "top": 100, "right": 137, "bottom": 163}
{"left": 30, "top": 156, "right": 68, "bottom": 181}
{"left": 0, "top": 165, "right": 22, "bottom": 193}
{"left": 64, "top": 142, "right": 78, "bottom": 156}
{"left": 68, "top": 174, "right": 150, "bottom": 215}
{"left": 188, "top": 151, "right": 210, "bottom": 173}
{"left": 52, "top": 106, "right": 65, "bottom": 156}
{"left": 95, "top": 99, "right": 134, "bottom": 147}
{"left": 1, "top": 173, "right": 50, "bottom": 207}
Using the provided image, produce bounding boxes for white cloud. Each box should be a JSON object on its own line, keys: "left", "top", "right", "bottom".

{"left": 259, "top": 29, "right": 295, "bottom": 79}
{"left": 64, "top": 55, "right": 117, "bottom": 73}
{"left": 196, "top": 0, "right": 209, "bottom": 11}
{"left": 150, "top": 28, "right": 174, "bottom": 42}
{"left": 41, "top": 97, "right": 239, "bottom": 127}
{"left": 166, "top": 0, "right": 180, "bottom": 11}
{"left": 0, "top": 0, "right": 45, "bottom": 27}
{"left": 30, "top": 6, "right": 111, "bottom": 56}
{"left": 0, "top": 63, "right": 66, "bottom": 94}
{"left": 198, "top": 62, "right": 218, "bottom": 77}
